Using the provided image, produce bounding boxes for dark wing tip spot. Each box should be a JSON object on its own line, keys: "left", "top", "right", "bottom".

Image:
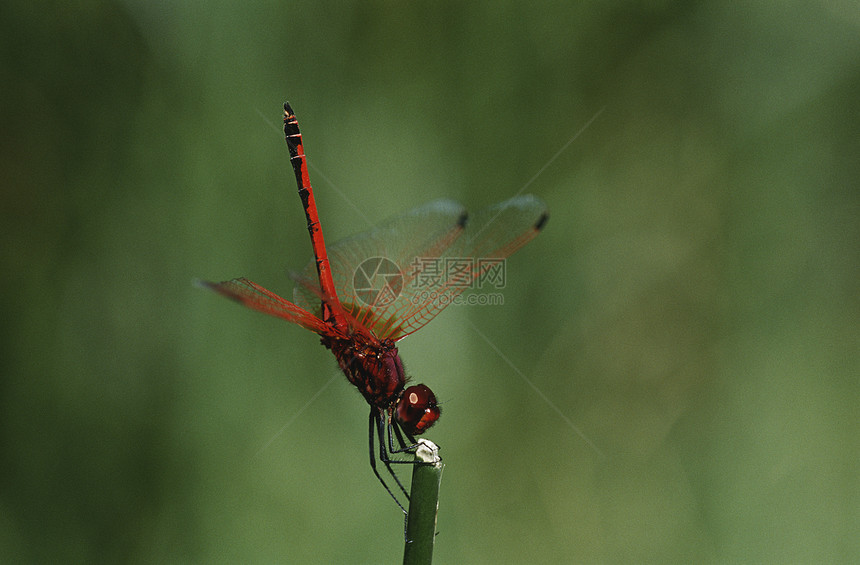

{"left": 457, "top": 211, "right": 469, "bottom": 228}
{"left": 534, "top": 212, "right": 549, "bottom": 231}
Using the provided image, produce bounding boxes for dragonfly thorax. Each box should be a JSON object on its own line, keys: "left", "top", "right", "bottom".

{"left": 323, "top": 333, "right": 440, "bottom": 436}
{"left": 323, "top": 334, "right": 406, "bottom": 408}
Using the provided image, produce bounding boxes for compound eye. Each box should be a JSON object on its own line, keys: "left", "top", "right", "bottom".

{"left": 396, "top": 384, "right": 440, "bottom": 435}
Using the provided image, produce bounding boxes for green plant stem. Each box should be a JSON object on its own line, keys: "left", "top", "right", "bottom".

{"left": 402, "top": 439, "right": 443, "bottom": 565}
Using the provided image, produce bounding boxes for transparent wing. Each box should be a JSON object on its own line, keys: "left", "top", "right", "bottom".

{"left": 384, "top": 194, "right": 548, "bottom": 339}
{"left": 293, "top": 199, "right": 466, "bottom": 326}
{"left": 294, "top": 195, "right": 548, "bottom": 341}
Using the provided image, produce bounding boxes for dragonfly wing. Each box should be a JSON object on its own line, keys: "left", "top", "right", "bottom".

{"left": 294, "top": 195, "right": 547, "bottom": 340}
{"left": 293, "top": 199, "right": 467, "bottom": 324}
{"left": 383, "top": 194, "right": 548, "bottom": 339}
{"left": 200, "top": 278, "right": 331, "bottom": 335}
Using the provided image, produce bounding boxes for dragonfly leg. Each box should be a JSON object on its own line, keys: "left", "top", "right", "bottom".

{"left": 368, "top": 409, "right": 408, "bottom": 513}
{"left": 385, "top": 417, "right": 436, "bottom": 462}
{"left": 374, "top": 409, "right": 413, "bottom": 498}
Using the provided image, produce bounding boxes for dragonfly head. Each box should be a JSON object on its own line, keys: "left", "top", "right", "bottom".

{"left": 395, "top": 384, "right": 440, "bottom": 436}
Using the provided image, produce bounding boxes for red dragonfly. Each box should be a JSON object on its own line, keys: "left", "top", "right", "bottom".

{"left": 200, "top": 103, "right": 548, "bottom": 510}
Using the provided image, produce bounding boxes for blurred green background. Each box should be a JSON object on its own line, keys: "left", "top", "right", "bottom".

{"left": 2, "top": 2, "right": 858, "bottom": 563}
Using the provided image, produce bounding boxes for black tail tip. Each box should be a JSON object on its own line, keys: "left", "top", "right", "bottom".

{"left": 284, "top": 101, "right": 294, "bottom": 115}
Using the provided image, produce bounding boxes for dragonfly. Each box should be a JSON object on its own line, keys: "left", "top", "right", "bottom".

{"left": 199, "top": 103, "right": 548, "bottom": 511}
